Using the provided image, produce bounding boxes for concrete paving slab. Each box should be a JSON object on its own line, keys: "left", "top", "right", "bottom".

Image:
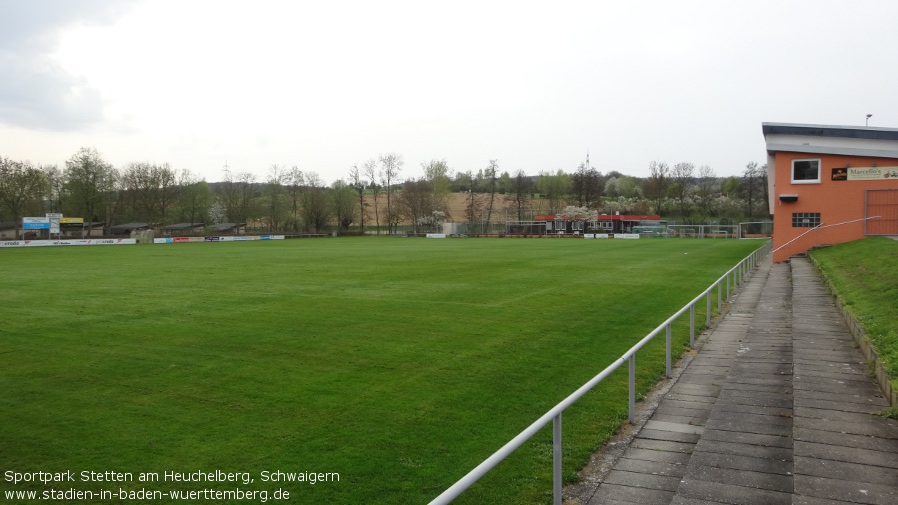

{"left": 688, "top": 450, "right": 792, "bottom": 475}
{"left": 650, "top": 414, "right": 709, "bottom": 427}
{"left": 792, "top": 495, "right": 878, "bottom": 505}
{"left": 790, "top": 388, "right": 889, "bottom": 406}
{"left": 621, "top": 447, "right": 692, "bottom": 465}
{"left": 794, "top": 475, "right": 898, "bottom": 505}
{"left": 794, "top": 455, "right": 898, "bottom": 487}
{"left": 587, "top": 482, "right": 673, "bottom": 505}
{"left": 703, "top": 418, "right": 792, "bottom": 437}
{"left": 693, "top": 439, "right": 793, "bottom": 461}
{"left": 669, "top": 497, "right": 731, "bottom": 505}
{"left": 795, "top": 404, "right": 898, "bottom": 426}
{"left": 604, "top": 470, "right": 681, "bottom": 492}
{"left": 707, "top": 410, "right": 794, "bottom": 429}
{"left": 643, "top": 420, "right": 705, "bottom": 435}
{"left": 683, "top": 465, "right": 793, "bottom": 493}
{"left": 713, "top": 391, "right": 793, "bottom": 409}
{"left": 794, "top": 440, "right": 898, "bottom": 468}
{"left": 634, "top": 429, "right": 702, "bottom": 445}
{"left": 629, "top": 438, "right": 696, "bottom": 454}
{"left": 793, "top": 396, "right": 882, "bottom": 413}
{"left": 613, "top": 457, "right": 688, "bottom": 477}
{"left": 795, "top": 425, "right": 898, "bottom": 451}
{"left": 659, "top": 399, "right": 718, "bottom": 411}
{"left": 676, "top": 479, "right": 792, "bottom": 505}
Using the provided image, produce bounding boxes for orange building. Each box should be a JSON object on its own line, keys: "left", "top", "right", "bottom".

{"left": 763, "top": 123, "right": 898, "bottom": 262}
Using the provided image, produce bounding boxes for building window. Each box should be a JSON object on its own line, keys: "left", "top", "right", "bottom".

{"left": 792, "top": 212, "right": 820, "bottom": 227}
{"left": 791, "top": 159, "right": 821, "bottom": 184}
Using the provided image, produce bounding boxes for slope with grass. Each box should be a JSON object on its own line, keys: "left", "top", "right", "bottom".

{"left": 810, "top": 237, "right": 898, "bottom": 393}
{"left": 0, "top": 238, "right": 763, "bottom": 504}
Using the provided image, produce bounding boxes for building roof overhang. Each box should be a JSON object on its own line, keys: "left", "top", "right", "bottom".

{"left": 762, "top": 122, "right": 898, "bottom": 159}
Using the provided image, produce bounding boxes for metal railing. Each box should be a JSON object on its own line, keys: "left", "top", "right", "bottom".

{"left": 428, "top": 240, "right": 772, "bottom": 505}
{"left": 772, "top": 216, "right": 880, "bottom": 258}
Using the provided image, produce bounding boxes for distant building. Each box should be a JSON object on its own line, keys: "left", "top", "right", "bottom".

{"left": 511, "top": 214, "right": 662, "bottom": 235}
{"left": 108, "top": 222, "right": 151, "bottom": 236}
{"left": 210, "top": 223, "right": 245, "bottom": 235}
{"left": 763, "top": 122, "right": 898, "bottom": 262}
{"left": 161, "top": 222, "right": 205, "bottom": 235}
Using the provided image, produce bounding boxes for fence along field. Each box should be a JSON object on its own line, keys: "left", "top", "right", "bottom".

{"left": 0, "top": 238, "right": 762, "bottom": 504}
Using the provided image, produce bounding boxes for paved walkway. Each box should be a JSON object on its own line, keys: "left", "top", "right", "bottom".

{"left": 571, "top": 256, "right": 898, "bottom": 505}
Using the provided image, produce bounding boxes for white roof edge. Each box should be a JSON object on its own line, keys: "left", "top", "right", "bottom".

{"left": 764, "top": 143, "right": 898, "bottom": 158}
{"left": 762, "top": 122, "right": 898, "bottom": 133}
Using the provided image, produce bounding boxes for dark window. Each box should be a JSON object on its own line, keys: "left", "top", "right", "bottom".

{"left": 792, "top": 212, "right": 820, "bottom": 227}
{"left": 792, "top": 159, "right": 820, "bottom": 183}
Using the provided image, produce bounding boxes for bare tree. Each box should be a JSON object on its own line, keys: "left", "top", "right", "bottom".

{"left": 349, "top": 164, "right": 367, "bottom": 231}
{"left": 158, "top": 163, "right": 177, "bottom": 224}
{"left": 742, "top": 162, "right": 764, "bottom": 218}
{"left": 217, "top": 169, "right": 242, "bottom": 224}
{"left": 643, "top": 161, "right": 670, "bottom": 216}
{"left": 571, "top": 162, "right": 602, "bottom": 208}
{"left": 265, "top": 164, "right": 288, "bottom": 232}
{"left": 379, "top": 153, "right": 402, "bottom": 234}
{"left": 669, "top": 161, "right": 695, "bottom": 219}
{"left": 286, "top": 166, "right": 304, "bottom": 232}
{"left": 397, "top": 178, "right": 434, "bottom": 234}
{"left": 299, "top": 171, "right": 329, "bottom": 233}
{"left": 483, "top": 159, "right": 499, "bottom": 229}
{"left": 694, "top": 165, "right": 717, "bottom": 220}
{"left": 44, "top": 164, "right": 64, "bottom": 214}
{"left": 510, "top": 169, "right": 532, "bottom": 220}
{"left": 177, "top": 169, "right": 212, "bottom": 225}
{"left": 363, "top": 159, "right": 381, "bottom": 234}
{"left": 461, "top": 170, "right": 481, "bottom": 233}
{"left": 236, "top": 171, "right": 257, "bottom": 226}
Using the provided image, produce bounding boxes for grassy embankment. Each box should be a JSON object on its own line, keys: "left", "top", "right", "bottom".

{"left": 0, "top": 237, "right": 762, "bottom": 504}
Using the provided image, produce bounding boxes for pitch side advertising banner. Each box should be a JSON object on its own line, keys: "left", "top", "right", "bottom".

{"left": 156, "top": 235, "right": 285, "bottom": 244}
{"left": 0, "top": 239, "right": 137, "bottom": 248}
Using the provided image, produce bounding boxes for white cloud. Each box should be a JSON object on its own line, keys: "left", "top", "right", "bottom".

{"left": 1, "top": 0, "right": 896, "bottom": 183}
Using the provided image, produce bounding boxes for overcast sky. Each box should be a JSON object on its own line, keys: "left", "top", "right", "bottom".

{"left": 1, "top": 0, "right": 895, "bottom": 184}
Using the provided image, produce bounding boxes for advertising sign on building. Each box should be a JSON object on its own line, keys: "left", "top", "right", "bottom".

{"left": 846, "top": 167, "right": 898, "bottom": 181}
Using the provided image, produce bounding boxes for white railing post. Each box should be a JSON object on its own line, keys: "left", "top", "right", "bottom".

{"left": 717, "top": 280, "right": 722, "bottom": 312}
{"left": 553, "top": 413, "right": 562, "bottom": 505}
{"left": 689, "top": 304, "right": 695, "bottom": 348}
{"left": 706, "top": 290, "right": 711, "bottom": 326}
{"left": 665, "top": 324, "right": 672, "bottom": 378}
{"left": 628, "top": 354, "right": 636, "bottom": 424}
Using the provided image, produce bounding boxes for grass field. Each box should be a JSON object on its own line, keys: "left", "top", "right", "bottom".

{"left": 810, "top": 237, "right": 898, "bottom": 392}
{"left": 0, "top": 237, "right": 763, "bottom": 504}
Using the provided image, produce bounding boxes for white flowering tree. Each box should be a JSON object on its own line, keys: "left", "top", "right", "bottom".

{"left": 416, "top": 210, "right": 446, "bottom": 233}
{"left": 558, "top": 205, "right": 598, "bottom": 222}
{"left": 558, "top": 205, "right": 598, "bottom": 233}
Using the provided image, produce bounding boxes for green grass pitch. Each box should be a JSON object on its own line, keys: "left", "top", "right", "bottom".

{"left": 0, "top": 237, "right": 764, "bottom": 504}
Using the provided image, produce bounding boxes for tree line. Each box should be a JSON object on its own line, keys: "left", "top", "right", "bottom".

{"left": 1, "top": 147, "right": 770, "bottom": 237}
